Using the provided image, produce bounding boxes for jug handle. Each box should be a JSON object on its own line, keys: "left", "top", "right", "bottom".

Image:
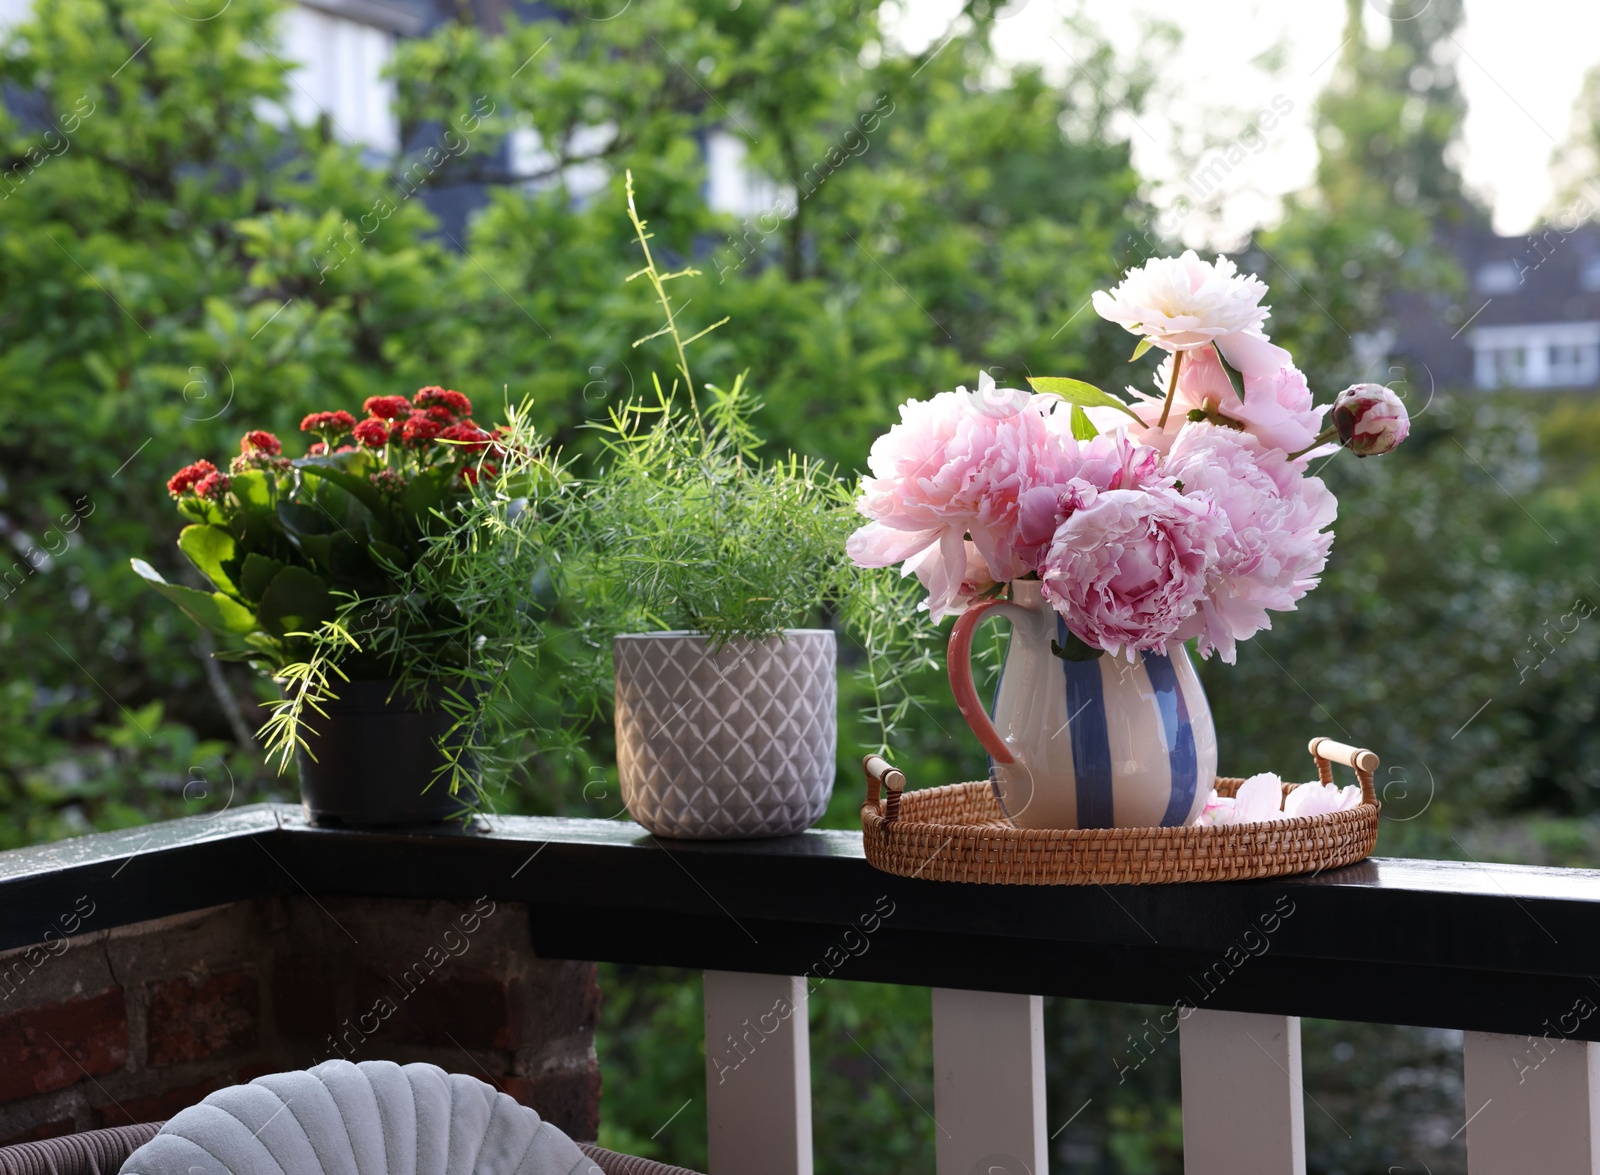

{"left": 948, "top": 598, "right": 1030, "bottom": 765}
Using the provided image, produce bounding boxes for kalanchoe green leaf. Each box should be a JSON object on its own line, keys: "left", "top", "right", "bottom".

{"left": 230, "top": 469, "right": 276, "bottom": 517}
{"left": 256, "top": 565, "right": 333, "bottom": 639}
{"left": 239, "top": 553, "right": 286, "bottom": 603}
{"left": 129, "top": 559, "right": 257, "bottom": 635}
{"left": 178, "top": 524, "right": 241, "bottom": 597}
{"left": 297, "top": 458, "right": 387, "bottom": 517}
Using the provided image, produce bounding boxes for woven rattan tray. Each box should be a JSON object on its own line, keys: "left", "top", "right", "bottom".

{"left": 860, "top": 737, "right": 1380, "bottom": 885}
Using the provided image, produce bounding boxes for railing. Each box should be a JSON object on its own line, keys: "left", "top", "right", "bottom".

{"left": 4, "top": 805, "right": 1600, "bottom": 1173}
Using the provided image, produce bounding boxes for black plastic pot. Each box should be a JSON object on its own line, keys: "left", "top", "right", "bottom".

{"left": 292, "top": 678, "right": 479, "bottom": 827}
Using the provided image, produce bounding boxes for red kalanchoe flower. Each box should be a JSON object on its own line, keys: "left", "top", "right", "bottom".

{"left": 230, "top": 451, "right": 291, "bottom": 475}
{"left": 193, "top": 471, "right": 230, "bottom": 500}
{"left": 369, "top": 469, "right": 410, "bottom": 496}
{"left": 300, "top": 410, "right": 357, "bottom": 436}
{"left": 363, "top": 395, "right": 412, "bottom": 421}
{"left": 352, "top": 418, "right": 390, "bottom": 449}
{"left": 460, "top": 461, "right": 501, "bottom": 487}
{"left": 167, "top": 460, "right": 219, "bottom": 499}
{"left": 306, "top": 442, "right": 329, "bottom": 456}
{"left": 414, "top": 387, "right": 472, "bottom": 419}
{"left": 439, "top": 421, "right": 492, "bottom": 454}
{"left": 399, "top": 412, "right": 443, "bottom": 446}
{"left": 240, "top": 430, "right": 281, "bottom": 456}
{"left": 425, "top": 405, "right": 456, "bottom": 423}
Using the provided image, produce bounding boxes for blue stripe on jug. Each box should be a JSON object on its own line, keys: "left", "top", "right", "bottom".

{"left": 1059, "top": 615, "right": 1115, "bottom": 829}
{"left": 1145, "top": 650, "right": 1198, "bottom": 827}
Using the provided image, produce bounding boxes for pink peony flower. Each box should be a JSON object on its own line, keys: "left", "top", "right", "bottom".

{"left": 1165, "top": 425, "right": 1337, "bottom": 663}
{"left": 1091, "top": 251, "right": 1274, "bottom": 356}
{"left": 1038, "top": 486, "right": 1224, "bottom": 659}
{"left": 1011, "top": 428, "right": 1172, "bottom": 573}
{"left": 1087, "top": 346, "right": 1327, "bottom": 459}
{"left": 848, "top": 372, "right": 1077, "bottom": 589}
{"left": 1332, "top": 383, "right": 1410, "bottom": 456}
{"left": 904, "top": 538, "right": 998, "bottom": 621}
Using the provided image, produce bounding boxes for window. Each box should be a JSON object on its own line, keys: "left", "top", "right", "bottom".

{"left": 1492, "top": 346, "right": 1525, "bottom": 386}
{"left": 1470, "top": 322, "right": 1600, "bottom": 389}
{"left": 1474, "top": 261, "right": 1522, "bottom": 295}
{"left": 1550, "top": 343, "right": 1587, "bottom": 382}
{"left": 705, "top": 130, "right": 789, "bottom": 219}
{"left": 1581, "top": 256, "right": 1600, "bottom": 292}
{"left": 507, "top": 123, "right": 616, "bottom": 202}
{"left": 277, "top": 5, "right": 398, "bottom": 154}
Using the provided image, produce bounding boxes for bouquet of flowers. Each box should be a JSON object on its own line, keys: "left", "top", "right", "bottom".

{"left": 847, "top": 251, "right": 1410, "bottom": 664}
{"left": 132, "top": 387, "right": 506, "bottom": 675}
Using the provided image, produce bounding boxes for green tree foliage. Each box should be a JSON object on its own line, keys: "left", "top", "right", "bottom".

{"left": 1252, "top": 0, "right": 1476, "bottom": 379}
{"left": 1551, "top": 60, "right": 1600, "bottom": 215}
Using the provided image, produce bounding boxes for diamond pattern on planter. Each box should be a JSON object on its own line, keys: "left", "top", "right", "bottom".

{"left": 614, "top": 630, "right": 837, "bottom": 838}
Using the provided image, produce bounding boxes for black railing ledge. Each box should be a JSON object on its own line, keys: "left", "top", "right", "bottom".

{"left": 3, "top": 802, "right": 1600, "bottom": 1040}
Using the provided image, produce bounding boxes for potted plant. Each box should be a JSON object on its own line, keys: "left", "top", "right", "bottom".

{"left": 133, "top": 389, "right": 555, "bottom": 825}
{"left": 555, "top": 175, "right": 927, "bottom": 840}
{"left": 848, "top": 250, "right": 1410, "bottom": 831}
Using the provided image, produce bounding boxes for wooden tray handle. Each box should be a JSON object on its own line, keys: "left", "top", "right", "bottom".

{"left": 1308, "top": 737, "right": 1379, "bottom": 807}
{"left": 862, "top": 754, "right": 906, "bottom": 823}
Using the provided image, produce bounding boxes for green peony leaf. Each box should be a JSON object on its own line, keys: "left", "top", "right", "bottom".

{"left": 1213, "top": 342, "right": 1246, "bottom": 402}
{"left": 1027, "top": 376, "right": 1144, "bottom": 423}
{"left": 130, "top": 558, "right": 257, "bottom": 635}
{"left": 256, "top": 565, "right": 333, "bottom": 639}
{"left": 1129, "top": 337, "right": 1154, "bottom": 362}
{"left": 1051, "top": 630, "right": 1105, "bottom": 661}
{"left": 177, "top": 524, "right": 240, "bottom": 597}
{"left": 1070, "top": 404, "right": 1099, "bottom": 441}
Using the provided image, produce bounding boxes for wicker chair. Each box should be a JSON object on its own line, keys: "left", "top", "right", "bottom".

{"left": 0, "top": 1120, "right": 701, "bottom": 1175}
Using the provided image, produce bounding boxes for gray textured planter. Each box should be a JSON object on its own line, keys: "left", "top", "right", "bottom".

{"left": 614, "top": 629, "right": 837, "bottom": 839}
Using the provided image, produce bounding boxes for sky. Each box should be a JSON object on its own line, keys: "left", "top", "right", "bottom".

{"left": 889, "top": 0, "right": 1600, "bottom": 245}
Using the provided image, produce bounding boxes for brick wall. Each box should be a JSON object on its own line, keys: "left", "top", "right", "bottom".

{"left": 0, "top": 896, "right": 600, "bottom": 1145}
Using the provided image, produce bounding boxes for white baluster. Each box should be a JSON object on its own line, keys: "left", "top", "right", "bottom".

{"left": 931, "top": 987, "right": 1047, "bottom": 1175}
{"left": 1464, "top": 1029, "right": 1600, "bottom": 1174}
{"left": 1179, "top": 1009, "right": 1306, "bottom": 1175}
{"left": 703, "top": 970, "right": 812, "bottom": 1175}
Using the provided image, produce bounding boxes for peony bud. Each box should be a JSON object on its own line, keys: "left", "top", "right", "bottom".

{"left": 1332, "top": 383, "right": 1409, "bottom": 457}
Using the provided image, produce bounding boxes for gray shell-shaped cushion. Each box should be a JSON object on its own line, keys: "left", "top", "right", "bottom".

{"left": 119, "top": 1061, "right": 599, "bottom": 1175}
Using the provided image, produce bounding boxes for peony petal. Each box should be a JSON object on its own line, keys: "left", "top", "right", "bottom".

{"left": 1233, "top": 773, "right": 1287, "bottom": 823}
{"left": 846, "top": 522, "right": 942, "bottom": 568}
{"left": 1215, "top": 330, "right": 1292, "bottom": 381}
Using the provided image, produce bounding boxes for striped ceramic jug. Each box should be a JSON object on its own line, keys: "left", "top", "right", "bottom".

{"left": 948, "top": 579, "right": 1217, "bottom": 830}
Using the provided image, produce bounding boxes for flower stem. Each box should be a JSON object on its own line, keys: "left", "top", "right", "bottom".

{"left": 1286, "top": 425, "right": 1341, "bottom": 461}
{"left": 1155, "top": 348, "right": 1186, "bottom": 430}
